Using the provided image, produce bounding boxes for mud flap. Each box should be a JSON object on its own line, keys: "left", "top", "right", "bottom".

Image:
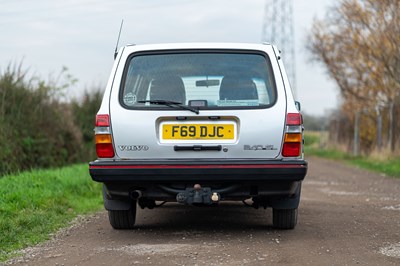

{"left": 103, "top": 185, "right": 132, "bottom": 211}
{"left": 269, "top": 182, "right": 302, "bottom": 210}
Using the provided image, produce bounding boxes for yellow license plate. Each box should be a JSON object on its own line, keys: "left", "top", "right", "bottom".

{"left": 162, "top": 124, "right": 235, "bottom": 140}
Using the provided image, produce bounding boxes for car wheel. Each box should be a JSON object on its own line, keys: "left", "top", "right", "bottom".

{"left": 273, "top": 208, "right": 297, "bottom": 229}
{"left": 108, "top": 202, "right": 137, "bottom": 229}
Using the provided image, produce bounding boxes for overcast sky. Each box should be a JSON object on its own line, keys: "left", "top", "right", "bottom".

{"left": 1, "top": 0, "right": 339, "bottom": 115}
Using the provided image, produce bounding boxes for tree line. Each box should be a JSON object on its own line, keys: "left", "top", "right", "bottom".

{"left": 308, "top": 0, "right": 399, "bottom": 155}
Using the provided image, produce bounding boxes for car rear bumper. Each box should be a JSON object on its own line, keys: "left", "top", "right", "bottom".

{"left": 89, "top": 159, "right": 308, "bottom": 182}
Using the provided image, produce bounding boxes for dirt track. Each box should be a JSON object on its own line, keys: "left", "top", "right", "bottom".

{"left": 7, "top": 157, "right": 400, "bottom": 265}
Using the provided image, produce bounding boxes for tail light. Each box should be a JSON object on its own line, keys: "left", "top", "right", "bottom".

{"left": 95, "top": 114, "right": 115, "bottom": 158}
{"left": 282, "top": 113, "right": 303, "bottom": 157}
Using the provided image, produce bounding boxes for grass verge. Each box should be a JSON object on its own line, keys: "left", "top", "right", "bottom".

{"left": 0, "top": 164, "right": 103, "bottom": 262}
{"left": 304, "top": 131, "right": 400, "bottom": 178}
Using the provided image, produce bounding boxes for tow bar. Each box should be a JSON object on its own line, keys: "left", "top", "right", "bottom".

{"left": 176, "top": 184, "right": 220, "bottom": 205}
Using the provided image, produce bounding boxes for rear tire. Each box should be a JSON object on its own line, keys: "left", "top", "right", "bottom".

{"left": 273, "top": 208, "right": 297, "bottom": 230}
{"left": 108, "top": 202, "right": 137, "bottom": 229}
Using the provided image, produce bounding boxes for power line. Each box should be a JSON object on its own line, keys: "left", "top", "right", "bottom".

{"left": 261, "top": 0, "right": 296, "bottom": 96}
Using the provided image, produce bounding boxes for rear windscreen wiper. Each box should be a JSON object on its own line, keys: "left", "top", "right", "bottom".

{"left": 138, "top": 100, "right": 199, "bottom": 114}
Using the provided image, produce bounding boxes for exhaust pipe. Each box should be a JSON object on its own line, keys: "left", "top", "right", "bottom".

{"left": 129, "top": 190, "right": 142, "bottom": 199}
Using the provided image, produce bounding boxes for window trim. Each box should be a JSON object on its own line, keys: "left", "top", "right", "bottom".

{"left": 118, "top": 49, "right": 278, "bottom": 111}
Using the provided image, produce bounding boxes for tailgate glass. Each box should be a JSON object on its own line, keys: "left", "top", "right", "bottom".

{"left": 120, "top": 51, "right": 277, "bottom": 110}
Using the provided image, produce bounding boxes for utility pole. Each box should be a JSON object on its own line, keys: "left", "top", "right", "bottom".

{"left": 261, "top": 0, "right": 296, "bottom": 96}
{"left": 354, "top": 111, "right": 360, "bottom": 156}
{"left": 376, "top": 105, "right": 382, "bottom": 151}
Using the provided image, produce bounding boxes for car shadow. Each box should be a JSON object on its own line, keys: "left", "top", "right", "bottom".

{"left": 133, "top": 202, "right": 275, "bottom": 232}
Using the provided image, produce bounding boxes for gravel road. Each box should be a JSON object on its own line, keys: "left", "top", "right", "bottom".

{"left": 7, "top": 157, "right": 400, "bottom": 265}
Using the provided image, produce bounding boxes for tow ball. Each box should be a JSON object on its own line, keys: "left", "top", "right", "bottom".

{"left": 176, "top": 184, "right": 220, "bottom": 205}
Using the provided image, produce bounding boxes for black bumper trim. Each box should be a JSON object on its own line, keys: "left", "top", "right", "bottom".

{"left": 89, "top": 159, "right": 307, "bottom": 183}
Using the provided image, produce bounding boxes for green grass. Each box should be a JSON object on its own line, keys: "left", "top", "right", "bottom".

{"left": 0, "top": 164, "right": 103, "bottom": 262}
{"left": 350, "top": 157, "right": 400, "bottom": 178}
{"left": 304, "top": 131, "right": 400, "bottom": 178}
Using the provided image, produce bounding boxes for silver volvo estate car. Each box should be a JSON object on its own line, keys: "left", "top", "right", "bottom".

{"left": 89, "top": 43, "right": 308, "bottom": 230}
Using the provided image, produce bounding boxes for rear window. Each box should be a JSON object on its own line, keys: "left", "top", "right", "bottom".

{"left": 120, "top": 51, "right": 277, "bottom": 110}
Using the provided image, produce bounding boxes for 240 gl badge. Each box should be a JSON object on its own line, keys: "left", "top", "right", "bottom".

{"left": 244, "top": 144, "right": 277, "bottom": 151}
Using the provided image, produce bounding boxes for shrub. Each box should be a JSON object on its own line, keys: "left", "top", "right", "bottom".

{"left": 71, "top": 89, "right": 104, "bottom": 161}
{"left": 0, "top": 64, "right": 100, "bottom": 176}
